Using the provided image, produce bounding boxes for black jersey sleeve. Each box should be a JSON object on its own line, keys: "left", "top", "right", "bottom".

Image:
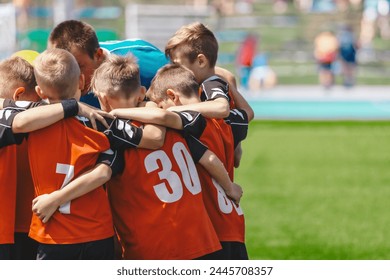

{"left": 0, "top": 108, "right": 27, "bottom": 147}
{"left": 225, "top": 108, "right": 249, "bottom": 148}
{"left": 174, "top": 110, "right": 206, "bottom": 139}
{"left": 184, "top": 135, "right": 208, "bottom": 163}
{"left": 76, "top": 116, "right": 143, "bottom": 151}
{"left": 103, "top": 117, "right": 143, "bottom": 150}
{"left": 3, "top": 99, "right": 42, "bottom": 110}
{"left": 200, "top": 76, "right": 230, "bottom": 102}
{"left": 96, "top": 148, "right": 124, "bottom": 177}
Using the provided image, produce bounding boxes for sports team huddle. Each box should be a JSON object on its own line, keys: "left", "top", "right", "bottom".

{"left": 0, "top": 20, "right": 254, "bottom": 260}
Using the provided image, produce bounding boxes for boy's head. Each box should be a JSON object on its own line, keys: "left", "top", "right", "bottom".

{"left": 48, "top": 20, "right": 105, "bottom": 95}
{"left": 0, "top": 56, "right": 39, "bottom": 101}
{"left": 34, "top": 48, "right": 83, "bottom": 102}
{"left": 147, "top": 63, "right": 199, "bottom": 109}
{"left": 165, "top": 22, "right": 218, "bottom": 83}
{"left": 91, "top": 54, "right": 145, "bottom": 112}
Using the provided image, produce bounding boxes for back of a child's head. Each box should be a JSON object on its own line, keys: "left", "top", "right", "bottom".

{"left": 165, "top": 22, "right": 218, "bottom": 68}
{"left": 0, "top": 56, "right": 37, "bottom": 99}
{"left": 91, "top": 54, "right": 140, "bottom": 99}
{"left": 34, "top": 48, "right": 80, "bottom": 100}
{"left": 48, "top": 20, "right": 99, "bottom": 59}
{"left": 147, "top": 63, "right": 199, "bottom": 102}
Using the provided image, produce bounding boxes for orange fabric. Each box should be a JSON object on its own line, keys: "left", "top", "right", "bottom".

{"left": 107, "top": 129, "right": 221, "bottom": 259}
{"left": 198, "top": 119, "right": 245, "bottom": 243}
{"left": 28, "top": 118, "right": 114, "bottom": 244}
{"left": 0, "top": 145, "right": 17, "bottom": 244}
{"left": 15, "top": 139, "right": 34, "bottom": 233}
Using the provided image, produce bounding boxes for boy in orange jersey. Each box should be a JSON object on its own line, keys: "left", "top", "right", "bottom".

{"left": 111, "top": 64, "right": 249, "bottom": 259}
{"left": 0, "top": 56, "right": 40, "bottom": 260}
{"left": 164, "top": 22, "right": 254, "bottom": 169}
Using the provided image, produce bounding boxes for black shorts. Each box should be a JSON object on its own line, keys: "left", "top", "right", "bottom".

{"left": 12, "top": 232, "right": 38, "bottom": 260}
{"left": 195, "top": 241, "right": 249, "bottom": 260}
{"left": 36, "top": 236, "right": 115, "bottom": 260}
{"left": 0, "top": 244, "right": 12, "bottom": 260}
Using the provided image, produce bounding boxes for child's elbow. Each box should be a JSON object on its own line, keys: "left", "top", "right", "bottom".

{"left": 246, "top": 107, "right": 255, "bottom": 122}
{"left": 97, "top": 164, "right": 113, "bottom": 183}
{"left": 148, "top": 132, "right": 165, "bottom": 149}
{"left": 218, "top": 103, "right": 230, "bottom": 118}
{"left": 11, "top": 115, "right": 28, "bottom": 133}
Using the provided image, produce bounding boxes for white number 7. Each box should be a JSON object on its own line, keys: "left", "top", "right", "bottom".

{"left": 56, "top": 163, "right": 75, "bottom": 214}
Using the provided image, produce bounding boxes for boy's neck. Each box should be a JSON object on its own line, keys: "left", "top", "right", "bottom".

{"left": 198, "top": 68, "right": 215, "bottom": 84}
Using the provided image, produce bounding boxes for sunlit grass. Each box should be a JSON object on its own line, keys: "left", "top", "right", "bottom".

{"left": 236, "top": 121, "right": 390, "bottom": 259}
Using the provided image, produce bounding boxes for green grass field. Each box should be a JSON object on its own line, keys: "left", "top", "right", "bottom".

{"left": 236, "top": 120, "right": 390, "bottom": 260}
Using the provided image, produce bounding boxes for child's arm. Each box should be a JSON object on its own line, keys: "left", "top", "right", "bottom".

{"left": 165, "top": 97, "right": 230, "bottom": 119}
{"left": 198, "top": 149, "right": 243, "bottom": 204}
{"left": 12, "top": 100, "right": 112, "bottom": 133}
{"left": 32, "top": 147, "right": 123, "bottom": 223}
{"left": 111, "top": 106, "right": 183, "bottom": 130}
{"left": 215, "top": 66, "right": 255, "bottom": 121}
{"left": 32, "top": 162, "right": 112, "bottom": 223}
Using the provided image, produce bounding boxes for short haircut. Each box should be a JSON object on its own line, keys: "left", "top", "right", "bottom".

{"left": 165, "top": 22, "right": 219, "bottom": 67}
{"left": 147, "top": 63, "right": 199, "bottom": 102}
{"left": 0, "top": 56, "right": 36, "bottom": 99}
{"left": 48, "top": 20, "right": 99, "bottom": 59}
{"left": 91, "top": 54, "right": 141, "bottom": 99}
{"left": 34, "top": 48, "right": 80, "bottom": 100}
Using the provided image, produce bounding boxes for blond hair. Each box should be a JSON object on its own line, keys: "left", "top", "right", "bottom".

{"left": 165, "top": 22, "right": 218, "bottom": 67}
{"left": 147, "top": 64, "right": 198, "bottom": 103}
{"left": 34, "top": 48, "right": 80, "bottom": 100}
{"left": 0, "top": 56, "right": 36, "bottom": 99}
{"left": 91, "top": 54, "right": 141, "bottom": 99}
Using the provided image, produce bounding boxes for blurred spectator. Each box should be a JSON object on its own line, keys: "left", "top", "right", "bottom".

{"left": 311, "top": 0, "right": 336, "bottom": 12}
{"left": 235, "top": 33, "right": 258, "bottom": 89}
{"left": 337, "top": 25, "right": 359, "bottom": 87}
{"left": 13, "top": 0, "right": 30, "bottom": 31}
{"left": 273, "top": 0, "right": 289, "bottom": 14}
{"left": 359, "top": 0, "right": 390, "bottom": 48}
{"left": 313, "top": 30, "right": 339, "bottom": 88}
{"left": 248, "top": 53, "right": 277, "bottom": 91}
{"left": 294, "top": 0, "right": 313, "bottom": 12}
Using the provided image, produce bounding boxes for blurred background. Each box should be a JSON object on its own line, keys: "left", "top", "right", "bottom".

{"left": 1, "top": 0, "right": 390, "bottom": 260}
{"left": 1, "top": 0, "right": 389, "bottom": 88}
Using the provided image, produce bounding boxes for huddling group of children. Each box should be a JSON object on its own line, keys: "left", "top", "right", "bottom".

{"left": 0, "top": 20, "right": 254, "bottom": 260}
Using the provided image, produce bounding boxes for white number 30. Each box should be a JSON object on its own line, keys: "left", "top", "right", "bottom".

{"left": 144, "top": 142, "right": 201, "bottom": 203}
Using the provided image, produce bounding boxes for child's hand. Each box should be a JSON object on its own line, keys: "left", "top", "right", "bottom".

{"left": 226, "top": 182, "right": 243, "bottom": 205}
{"left": 32, "top": 192, "right": 61, "bottom": 223}
{"left": 78, "top": 102, "right": 113, "bottom": 130}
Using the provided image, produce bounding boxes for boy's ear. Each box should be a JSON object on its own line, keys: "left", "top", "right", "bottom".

{"left": 79, "top": 74, "right": 85, "bottom": 91}
{"left": 197, "top": 54, "right": 208, "bottom": 68}
{"left": 12, "top": 87, "right": 26, "bottom": 101}
{"left": 166, "top": 89, "right": 181, "bottom": 105}
{"left": 35, "top": 85, "right": 48, "bottom": 100}
{"left": 95, "top": 48, "right": 105, "bottom": 63}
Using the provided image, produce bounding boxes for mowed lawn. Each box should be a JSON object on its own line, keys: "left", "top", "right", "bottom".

{"left": 235, "top": 121, "right": 390, "bottom": 260}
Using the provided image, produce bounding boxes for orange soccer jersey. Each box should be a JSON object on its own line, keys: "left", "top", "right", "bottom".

{"left": 0, "top": 145, "right": 17, "bottom": 244}
{"left": 28, "top": 118, "right": 114, "bottom": 244}
{"left": 107, "top": 128, "right": 221, "bottom": 260}
{"left": 15, "top": 139, "right": 35, "bottom": 233}
{"left": 197, "top": 118, "right": 245, "bottom": 243}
